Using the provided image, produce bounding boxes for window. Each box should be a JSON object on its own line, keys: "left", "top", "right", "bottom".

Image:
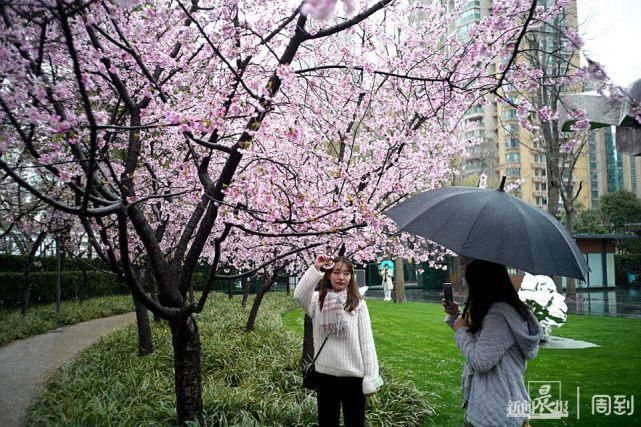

{"left": 535, "top": 196, "right": 548, "bottom": 206}
{"left": 503, "top": 109, "right": 517, "bottom": 120}
{"left": 505, "top": 152, "right": 520, "bottom": 163}
{"left": 534, "top": 168, "right": 547, "bottom": 177}
{"left": 506, "top": 168, "right": 521, "bottom": 177}
{"left": 456, "top": 22, "right": 476, "bottom": 39}
{"left": 504, "top": 124, "right": 519, "bottom": 135}
{"left": 535, "top": 182, "right": 547, "bottom": 191}
{"left": 505, "top": 138, "right": 520, "bottom": 149}
{"left": 464, "top": 129, "right": 483, "bottom": 139}
{"left": 465, "top": 106, "right": 484, "bottom": 117}
{"left": 457, "top": 7, "right": 480, "bottom": 25}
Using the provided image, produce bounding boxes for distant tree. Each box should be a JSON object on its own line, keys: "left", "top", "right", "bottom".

{"left": 573, "top": 208, "right": 607, "bottom": 234}
{"left": 599, "top": 191, "right": 641, "bottom": 232}
{"left": 599, "top": 191, "right": 641, "bottom": 255}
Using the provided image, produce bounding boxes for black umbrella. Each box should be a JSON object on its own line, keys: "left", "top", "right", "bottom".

{"left": 384, "top": 179, "right": 588, "bottom": 280}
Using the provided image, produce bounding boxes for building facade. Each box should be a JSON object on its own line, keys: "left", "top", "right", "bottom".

{"left": 587, "top": 126, "right": 641, "bottom": 208}
{"left": 449, "top": 0, "right": 596, "bottom": 213}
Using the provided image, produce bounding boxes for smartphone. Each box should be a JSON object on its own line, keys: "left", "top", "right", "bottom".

{"left": 442, "top": 282, "right": 454, "bottom": 306}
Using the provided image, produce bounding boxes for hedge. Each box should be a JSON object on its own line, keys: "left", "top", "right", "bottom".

{"left": 0, "top": 255, "right": 297, "bottom": 309}
{"left": 615, "top": 254, "right": 641, "bottom": 286}
{"left": 0, "top": 254, "right": 111, "bottom": 272}
{"left": 0, "top": 271, "right": 126, "bottom": 309}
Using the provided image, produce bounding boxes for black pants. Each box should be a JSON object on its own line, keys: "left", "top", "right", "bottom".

{"left": 317, "top": 373, "right": 365, "bottom": 427}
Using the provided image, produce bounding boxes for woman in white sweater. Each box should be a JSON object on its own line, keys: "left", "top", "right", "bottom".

{"left": 294, "top": 255, "right": 382, "bottom": 427}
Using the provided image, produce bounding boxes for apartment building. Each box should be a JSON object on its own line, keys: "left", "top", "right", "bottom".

{"left": 448, "top": 0, "right": 597, "bottom": 212}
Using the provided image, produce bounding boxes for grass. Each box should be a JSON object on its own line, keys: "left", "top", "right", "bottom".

{"left": 27, "top": 293, "right": 432, "bottom": 426}
{"left": 284, "top": 300, "right": 641, "bottom": 427}
{"left": 0, "top": 294, "right": 133, "bottom": 347}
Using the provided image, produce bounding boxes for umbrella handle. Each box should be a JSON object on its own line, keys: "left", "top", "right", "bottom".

{"left": 462, "top": 295, "right": 470, "bottom": 318}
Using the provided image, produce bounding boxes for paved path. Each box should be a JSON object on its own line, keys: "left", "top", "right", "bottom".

{"left": 0, "top": 312, "right": 136, "bottom": 427}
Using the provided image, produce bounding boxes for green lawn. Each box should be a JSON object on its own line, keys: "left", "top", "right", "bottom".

{"left": 283, "top": 300, "right": 641, "bottom": 427}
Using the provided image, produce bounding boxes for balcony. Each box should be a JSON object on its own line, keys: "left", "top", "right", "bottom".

{"left": 534, "top": 190, "right": 547, "bottom": 197}
{"left": 532, "top": 175, "right": 546, "bottom": 183}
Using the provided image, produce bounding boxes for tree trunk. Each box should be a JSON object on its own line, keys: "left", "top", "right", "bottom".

{"left": 393, "top": 257, "right": 406, "bottom": 303}
{"left": 132, "top": 293, "right": 154, "bottom": 355}
{"left": 126, "top": 269, "right": 154, "bottom": 355}
{"left": 227, "top": 278, "right": 233, "bottom": 299}
{"left": 245, "top": 274, "right": 274, "bottom": 332}
{"left": 81, "top": 265, "right": 88, "bottom": 300}
{"left": 302, "top": 314, "right": 314, "bottom": 367}
{"left": 241, "top": 276, "right": 250, "bottom": 308}
{"left": 21, "top": 271, "right": 34, "bottom": 316}
{"left": 449, "top": 256, "right": 465, "bottom": 293}
{"left": 566, "top": 277, "right": 576, "bottom": 300}
{"left": 144, "top": 262, "right": 161, "bottom": 322}
{"left": 170, "top": 315, "right": 203, "bottom": 424}
{"left": 21, "top": 231, "right": 46, "bottom": 315}
{"left": 564, "top": 200, "right": 577, "bottom": 299}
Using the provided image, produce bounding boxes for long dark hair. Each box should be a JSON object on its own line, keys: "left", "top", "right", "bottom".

{"left": 464, "top": 259, "right": 530, "bottom": 334}
{"left": 318, "top": 257, "right": 361, "bottom": 313}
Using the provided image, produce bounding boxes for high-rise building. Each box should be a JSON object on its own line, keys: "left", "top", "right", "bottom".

{"left": 622, "top": 153, "right": 641, "bottom": 197}
{"left": 587, "top": 126, "right": 622, "bottom": 209}
{"left": 586, "top": 126, "right": 641, "bottom": 207}
{"left": 449, "top": 0, "right": 593, "bottom": 213}
{"left": 453, "top": 0, "right": 499, "bottom": 182}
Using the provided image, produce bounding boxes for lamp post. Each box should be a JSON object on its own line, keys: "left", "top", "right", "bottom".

{"left": 55, "top": 236, "right": 61, "bottom": 315}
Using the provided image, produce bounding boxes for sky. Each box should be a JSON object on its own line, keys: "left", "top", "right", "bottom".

{"left": 577, "top": 0, "right": 641, "bottom": 87}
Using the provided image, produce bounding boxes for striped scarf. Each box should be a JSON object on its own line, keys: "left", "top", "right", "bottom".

{"left": 319, "top": 290, "right": 347, "bottom": 337}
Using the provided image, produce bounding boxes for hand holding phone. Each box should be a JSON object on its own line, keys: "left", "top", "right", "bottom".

{"left": 443, "top": 282, "right": 454, "bottom": 306}
{"left": 442, "top": 283, "right": 460, "bottom": 315}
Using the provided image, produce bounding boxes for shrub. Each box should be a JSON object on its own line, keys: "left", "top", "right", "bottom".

{"left": 27, "top": 293, "right": 433, "bottom": 426}
{"left": 615, "top": 253, "right": 641, "bottom": 286}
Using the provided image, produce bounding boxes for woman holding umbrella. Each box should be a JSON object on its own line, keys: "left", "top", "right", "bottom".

{"left": 443, "top": 259, "right": 542, "bottom": 427}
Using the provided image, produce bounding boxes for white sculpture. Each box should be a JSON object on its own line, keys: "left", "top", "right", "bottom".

{"left": 379, "top": 266, "right": 394, "bottom": 301}
{"left": 518, "top": 274, "right": 568, "bottom": 341}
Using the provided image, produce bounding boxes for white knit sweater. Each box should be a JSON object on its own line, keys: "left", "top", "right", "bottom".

{"left": 294, "top": 265, "right": 382, "bottom": 394}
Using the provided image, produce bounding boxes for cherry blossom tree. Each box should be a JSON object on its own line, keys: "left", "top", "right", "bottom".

{"left": 0, "top": 0, "right": 588, "bottom": 422}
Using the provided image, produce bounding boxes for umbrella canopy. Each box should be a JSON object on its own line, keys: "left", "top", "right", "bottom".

{"left": 557, "top": 78, "right": 641, "bottom": 156}
{"left": 384, "top": 183, "right": 589, "bottom": 280}
{"left": 378, "top": 260, "right": 394, "bottom": 273}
